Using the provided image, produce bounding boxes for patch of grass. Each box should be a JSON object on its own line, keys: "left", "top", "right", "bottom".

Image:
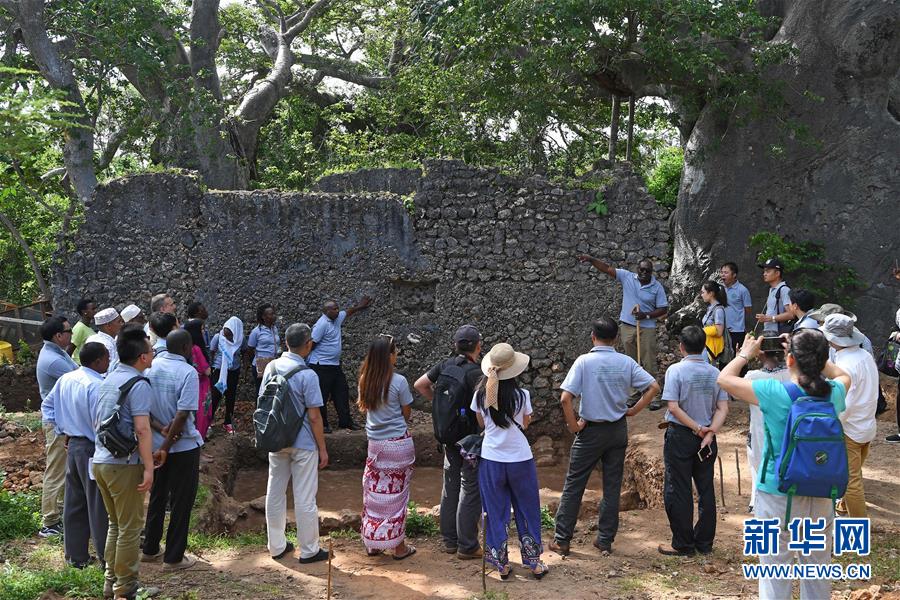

{"left": 0, "top": 408, "right": 42, "bottom": 432}
{"left": 539, "top": 505, "right": 555, "bottom": 530}
{"left": 406, "top": 501, "right": 439, "bottom": 537}
{"left": 835, "top": 527, "right": 900, "bottom": 581}
{"left": 469, "top": 592, "right": 509, "bottom": 600}
{"left": 0, "top": 564, "right": 104, "bottom": 600}
{"left": 193, "top": 483, "right": 210, "bottom": 510}
{"left": 0, "top": 486, "right": 41, "bottom": 541}
{"left": 329, "top": 528, "right": 361, "bottom": 540}
{"left": 187, "top": 530, "right": 268, "bottom": 552}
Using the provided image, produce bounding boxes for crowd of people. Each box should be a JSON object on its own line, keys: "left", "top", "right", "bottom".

{"left": 31, "top": 255, "right": 898, "bottom": 599}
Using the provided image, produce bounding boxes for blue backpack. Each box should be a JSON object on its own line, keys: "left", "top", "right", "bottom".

{"left": 760, "top": 382, "right": 848, "bottom": 525}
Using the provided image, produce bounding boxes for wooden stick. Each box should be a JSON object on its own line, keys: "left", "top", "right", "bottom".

{"left": 327, "top": 538, "right": 333, "bottom": 600}
{"left": 735, "top": 448, "right": 742, "bottom": 497}
{"left": 717, "top": 454, "right": 726, "bottom": 507}
{"left": 481, "top": 511, "right": 487, "bottom": 594}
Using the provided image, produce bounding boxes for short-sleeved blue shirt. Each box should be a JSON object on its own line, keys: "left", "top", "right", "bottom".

{"left": 248, "top": 325, "right": 281, "bottom": 367}
{"left": 48, "top": 367, "right": 104, "bottom": 440}
{"left": 702, "top": 302, "right": 726, "bottom": 329}
{"left": 764, "top": 283, "right": 792, "bottom": 333}
{"left": 147, "top": 352, "right": 203, "bottom": 453}
{"left": 560, "top": 346, "right": 656, "bottom": 422}
{"left": 365, "top": 373, "right": 414, "bottom": 440}
{"left": 723, "top": 281, "right": 753, "bottom": 333}
{"left": 37, "top": 341, "right": 78, "bottom": 414}
{"left": 309, "top": 311, "right": 347, "bottom": 365}
{"left": 615, "top": 269, "right": 668, "bottom": 329}
{"left": 751, "top": 378, "right": 846, "bottom": 496}
{"left": 662, "top": 355, "right": 728, "bottom": 426}
{"left": 262, "top": 353, "right": 324, "bottom": 451}
{"left": 93, "top": 364, "right": 154, "bottom": 465}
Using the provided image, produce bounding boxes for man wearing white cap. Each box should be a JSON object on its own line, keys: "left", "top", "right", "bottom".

{"left": 121, "top": 304, "right": 142, "bottom": 324}
{"left": 87, "top": 308, "right": 124, "bottom": 374}
{"left": 821, "top": 313, "right": 878, "bottom": 518}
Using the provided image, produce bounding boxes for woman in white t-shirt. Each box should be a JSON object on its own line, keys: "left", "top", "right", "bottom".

{"left": 471, "top": 343, "right": 547, "bottom": 581}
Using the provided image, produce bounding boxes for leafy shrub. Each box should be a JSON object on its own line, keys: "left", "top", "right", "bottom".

{"left": 749, "top": 231, "right": 862, "bottom": 307}
{"left": 0, "top": 485, "right": 41, "bottom": 541}
{"left": 540, "top": 505, "right": 555, "bottom": 530}
{"left": 0, "top": 564, "right": 104, "bottom": 600}
{"left": 646, "top": 146, "right": 683, "bottom": 209}
{"left": 15, "top": 340, "right": 34, "bottom": 365}
{"left": 588, "top": 190, "right": 608, "bottom": 216}
{"left": 406, "top": 501, "right": 439, "bottom": 537}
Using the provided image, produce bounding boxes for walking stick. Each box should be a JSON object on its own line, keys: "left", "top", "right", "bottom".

{"left": 717, "top": 454, "right": 726, "bottom": 507}
{"left": 735, "top": 448, "right": 742, "bottom": 497}
{"left": 481, "top": 511, "right": 487, "bottom": 594}
{"left": 634, "top": 304, "right": 642, "bottom": 365}
{"left": 327, "top": 538, "right": 333, "bottom": 600}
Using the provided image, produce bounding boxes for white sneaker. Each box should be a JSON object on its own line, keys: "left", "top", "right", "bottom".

{"left": 162, "top": 554, "right": 197, "bottom": 571}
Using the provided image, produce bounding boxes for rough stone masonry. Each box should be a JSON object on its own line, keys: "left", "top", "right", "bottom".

{"left": 52, "top": 160, "right": 671, "bottom": 436}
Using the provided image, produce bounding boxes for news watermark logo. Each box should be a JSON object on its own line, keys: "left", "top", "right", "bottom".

{"left": 742, "top": 518, "right": 871, "bottom": 581}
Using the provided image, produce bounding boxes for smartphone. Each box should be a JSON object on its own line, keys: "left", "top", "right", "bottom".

{"left": 761, "top": 336, "right": 785, "bottom": 352}
{"left": 697, "top": 445, "right": 713, "bottom": 462}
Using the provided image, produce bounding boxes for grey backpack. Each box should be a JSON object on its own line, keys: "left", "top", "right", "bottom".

{"left": 253, "top": 364, "right": 308, "bottom": 452}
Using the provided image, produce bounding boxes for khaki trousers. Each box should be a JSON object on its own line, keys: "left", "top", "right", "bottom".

{"left": 619, "top": 323, "right": 657, "bottom": 378}
{"left": 41, "top": 423, "right": 66, "bottom": 527}
{"left": 94, "top": 463, "right": 146, "bottom": 599}
{"left": 838, "top": 436, "right": 869, "bottom": 518}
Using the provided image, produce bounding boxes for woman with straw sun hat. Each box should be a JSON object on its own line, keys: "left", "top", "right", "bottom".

{"left": 471, "top": 342, "right": 548, "bottom": 581}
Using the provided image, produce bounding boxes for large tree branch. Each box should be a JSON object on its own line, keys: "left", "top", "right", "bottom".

{"left": 13, "top": 0, "right": 96, "bottom": 202}
{"left": 284, "top": 0, "right": 332, "bottom": 41}
{"left": 295, "top": 53, "right": 387, "bottom": 88}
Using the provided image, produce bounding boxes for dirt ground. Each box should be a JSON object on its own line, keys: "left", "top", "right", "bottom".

{"left": 2, "top": 376, "right": 899, "bottom": 599}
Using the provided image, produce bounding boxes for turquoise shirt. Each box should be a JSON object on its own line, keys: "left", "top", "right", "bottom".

{"left": 751, "top": 378, "right": 846, "bottom": 496}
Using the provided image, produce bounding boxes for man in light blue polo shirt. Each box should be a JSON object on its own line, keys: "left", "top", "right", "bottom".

{"left": 659, "top": 326, "right": 729, "bottom": 557}
{"left": 46, "top": 341, "right": 110, "bottom": 567}
{"left": 37, "top": 316, "right": 78, "bottom": 538}
{"left": 141, "top": 329, "right": 201, "bottom": 571}
{"left": 578, "top": 254, "right": 668, "bottom": 409}
{"left": 551, "top": 317, "right": 660, "bottom": 556}
{"left": 719, "top": 262, "right": 753, "bottom": 354}
{"left": 263, "top": 323, "right": 330, "bottom": 564}
{"left": 309, "top": 295, "right": 372, "bottom": 432}
{"left": 755, "top": 257, "right": 793, "bottom": 334}
{"left": 93, "top": 325, "right": 156, "bottom": 600}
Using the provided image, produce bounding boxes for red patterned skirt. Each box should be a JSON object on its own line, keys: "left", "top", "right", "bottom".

{"left": 361, "top": 432, "right": 415, "bottom": 550}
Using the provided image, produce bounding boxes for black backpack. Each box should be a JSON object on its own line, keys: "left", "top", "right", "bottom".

{"left": 774, "top": 284, "right": 794, "bottom": 334}
{"left": 431, "top": 357, "right": 479, "bottom": 445}
{"left": 96, "top": 376, "right": 148, "bottom": 459}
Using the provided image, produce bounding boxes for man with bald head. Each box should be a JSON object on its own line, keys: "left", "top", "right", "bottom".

{"left": 142, "top": 329, "right": 202, "bottom": 571}
{"left": 308, "top": 296, "right": 372, "bottom": 433}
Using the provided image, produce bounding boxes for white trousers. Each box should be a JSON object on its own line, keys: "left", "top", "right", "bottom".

{"left": 754, "top": 491, "right": 833, "bottom": 600}
{"left": 265, "top": 447, "right": 320, "bottom": 559}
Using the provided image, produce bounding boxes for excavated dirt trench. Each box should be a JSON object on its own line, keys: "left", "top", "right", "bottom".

{"left": 194, "top": 402, "right": 666, "bottom": 536}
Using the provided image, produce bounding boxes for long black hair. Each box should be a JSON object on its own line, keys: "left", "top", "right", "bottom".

{"left": 183, "top": 318, "right": 210, "bottom": 364}
{"left": 475, "top": 377, "right": 525, "bottom": 429}
{"left": 702, "top": 280, "right": 728, "bottom": 307}
{"left": 789, "top": 328, "right": 831, "bottom": 397}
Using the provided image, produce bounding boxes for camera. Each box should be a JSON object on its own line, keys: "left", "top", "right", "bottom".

{"left": 761, "top": 336, "right": 786, "bottom": 353}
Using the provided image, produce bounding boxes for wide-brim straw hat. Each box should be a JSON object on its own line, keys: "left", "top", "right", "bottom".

{"left": 481, "top": 342, "right": 530, "bottom": 380}
{"left": 807, "top": 303, "right": 856, "bottom": 325}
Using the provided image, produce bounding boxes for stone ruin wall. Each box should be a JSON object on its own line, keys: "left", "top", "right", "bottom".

{"left": 52, "top": 160, "right": 672, "bottom": 438}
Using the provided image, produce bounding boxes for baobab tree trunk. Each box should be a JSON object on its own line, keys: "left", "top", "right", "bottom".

{"left": 670, "top": 0, "right": 900, "bottom": 338}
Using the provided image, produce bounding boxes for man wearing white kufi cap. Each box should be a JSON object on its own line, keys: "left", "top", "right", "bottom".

{"left": 121, "top": 304, "right": 142, "bottom": 324}
{"left": 86, "top": 308, "right": 124, "bottom": 374}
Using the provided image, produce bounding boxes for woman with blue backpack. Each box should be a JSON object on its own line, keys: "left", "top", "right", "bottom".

{"left": 718, "top": 329, "right": 851, "bottom": 600}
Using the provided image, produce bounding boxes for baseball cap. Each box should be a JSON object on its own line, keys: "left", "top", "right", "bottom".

{"left": 452, "top": 324, "right": 481, "bottom": 344}
{"left": 758, "top": 257, "right": 785, "bottom": 271}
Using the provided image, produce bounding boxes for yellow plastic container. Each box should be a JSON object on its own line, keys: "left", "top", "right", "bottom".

{"left": 0, "top": 340, "right": 13, "bottom": 364}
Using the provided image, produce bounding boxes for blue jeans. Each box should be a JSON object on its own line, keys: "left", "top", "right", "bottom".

{"left": 478, "top": 458, "right": 543, "bottom": 569}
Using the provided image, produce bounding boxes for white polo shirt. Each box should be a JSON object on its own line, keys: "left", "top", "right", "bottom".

{"left": 833, "top": 346, "right": 879, "bottom": 443}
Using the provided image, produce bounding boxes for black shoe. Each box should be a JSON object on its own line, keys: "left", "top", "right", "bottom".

{"left": 593, "top": 539, "right": 612, "bottom": 554}
{"left": 273, "top": 542, "right": 294, "bottom": 560}
{"left": 885, "top": 433, "right": 900, "bottom": 444}
{"left": 38, "top": 522, "right": 63, "bottom": 538}
{"left": 657, "top": 544, "right": 696, "bottom": 556}
{"left": 648, "top": 399, "right": 665, "bottom": 412}
{"left": 323, "top": 425, "right": 333, "bottom": 434}
{"left": 299, "top": 548, "right": 330, "bottom": 564}
{"left": 345, "top": 422, "right": 363, "bottom": 432}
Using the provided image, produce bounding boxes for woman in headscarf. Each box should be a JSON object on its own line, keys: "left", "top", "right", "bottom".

{"left": 472, "top": 343, "right": 547, "bottom": 580}
{"left": 184, "top": 318, "right": 212, "bottom": 439}
{"left": 209, "top": 316, "right": 244, "bottom": 434}
{"left": 357, "top": 335, "right": 416, "bottom": 560}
